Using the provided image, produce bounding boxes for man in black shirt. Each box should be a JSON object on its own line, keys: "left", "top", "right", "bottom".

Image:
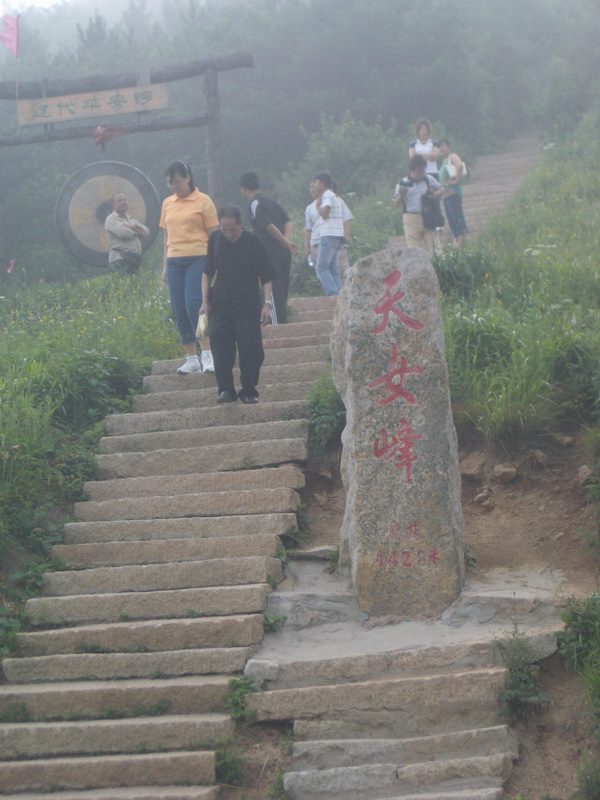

{"left": 239, "top": 171, "right": 298, "bottom": 324}
{"left": 201, "top": 205, "right": 274, "bottom": 404}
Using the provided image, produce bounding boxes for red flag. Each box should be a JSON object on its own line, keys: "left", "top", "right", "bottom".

{"left": 0, "top": 15, "right": 18, "bottom": 59}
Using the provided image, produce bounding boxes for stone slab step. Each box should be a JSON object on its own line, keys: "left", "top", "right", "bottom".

{"left": 246, "top": 640, "right": 503, "bottom": 690}
{"left": 291, "top": 725, "right": 518, "bottom": 769}
{"left": 98, "top": 419, "right": 307, "bottom": 454}
{"left": 289, "top": 308, "right": 335, "bottom": 322}
{"left": 74, "top": 486, "right": 300, "bottom": 522}
{"left": 95, "top": 438, "right": 308, "bottom": 479}
{"left": 264, "top": 334, "right": 329, "bottom": 349}
{"left": 283, "top": 753, "right": 511, "bottom": 800}
{"left": 27, "top": 583, "right": 271, "bottom": 626}
{"left": 0, "top": 751, "right": 217, "bottom": 794}
{"left": 247, "top": 669, "right": 506, "bottom": 734}
{"left": 63, "top": 512, "right": 297, "bottom": 544}
{"left": 0, "top": 675, "right": 230, "bottom": 722}
{"left": 139, "top": 366, "right": 325, "bottom": 399}
{"left": 246, "top": 631, "right": 558, "bottom": 690}
{"left": 133, "top": 381, "right": 316, "bottom": 412}
{"left": 84, "top": 465, "right": 304, "bottom": 501}
{"left": 17, "top": 614, "right": 264, "bottom": 657}
{"left": 152, "top": 345, "right": 328, "bottom": 375}
{"left": 105, "top": 401, "right": 308, "bottom": 437}
{"left": 0, "top": 713, "right": 231, "bottom": 759}
{"left": 3, "top": 647, "right": 251, "bottom": 684}
{"left": 42, "top": 557, "right": 284, "bottom": 596}
{"left": 54, "top": 533, "right": 281, "bottom": 569}
{"left": 1, "top": 788, "right": 218, "bottom": 800}
{"left": 288, "top": 296, "right": 338, "bottom": 310}
{"left": 370, "top": 790, "right": 503, "bottom": 800}
{"left": 262, "top": 320, "right": 332, "bottom": 339}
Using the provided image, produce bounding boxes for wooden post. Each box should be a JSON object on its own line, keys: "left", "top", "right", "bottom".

{"left": 203, "top": 67, "right": 223, "bottom": 208}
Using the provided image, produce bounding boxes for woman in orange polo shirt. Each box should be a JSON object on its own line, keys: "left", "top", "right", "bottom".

{"left": 160, "top": 161, "right": 219, "bottom": 374}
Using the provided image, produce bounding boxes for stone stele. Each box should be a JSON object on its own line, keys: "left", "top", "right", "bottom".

{"left": 331, "top": 246, "right": 465, "bottom": 617}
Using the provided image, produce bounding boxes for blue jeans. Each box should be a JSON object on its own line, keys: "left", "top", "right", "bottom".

{"left": 443, "top": 193, "right": 469, "bottom": 239}
{"left": 315, "top": 236, "right": 343, "bottom": 296}
{"left": 166, "top": 256, "right": 205, "bottom": 345}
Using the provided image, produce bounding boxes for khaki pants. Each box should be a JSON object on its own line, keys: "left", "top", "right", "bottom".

{"left": 402, "top": 213, "right": 434, "bottom": 255}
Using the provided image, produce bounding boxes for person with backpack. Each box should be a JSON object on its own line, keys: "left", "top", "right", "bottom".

{"left": 394, "top": 154, "right": 444, "bottom": 255}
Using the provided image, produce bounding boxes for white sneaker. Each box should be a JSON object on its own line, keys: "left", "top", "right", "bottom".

{"left": 177, "top": 358, "right": 201, "bottom": 374}
{"left": 201, "top": 350, "right": 215, "bottom": 373}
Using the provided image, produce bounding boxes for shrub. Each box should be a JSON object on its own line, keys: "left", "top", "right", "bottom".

{"left": 224, "top": 677, "right": 258, "bottom": 722}
{"left": 558, "top": 595, "right": 600, "bottom": 671}
{"left": 497, "top": 631, "right": 549, "bottom": 722}
{"left": 307, "top": 372, "right": 346, "bottom": 454}
{"left": 215, "top": 741, "right": 246, "bottom": 786}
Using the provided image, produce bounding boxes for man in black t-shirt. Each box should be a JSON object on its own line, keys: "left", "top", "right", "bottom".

{"left": 201, "top": 205, "right": 274, "bottom": 405}
{"left": 239, "top": 171, "right": 298, "bottom": 324}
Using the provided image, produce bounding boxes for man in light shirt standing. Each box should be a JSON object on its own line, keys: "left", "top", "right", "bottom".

{"left": 312, "top": 170, "right": 345, "bottom": 296}
{"left": 104, "top": 193, "right": 149, "bottom": 274}
{"left": 304, "top": 179, "right": 353, "bottom": 282}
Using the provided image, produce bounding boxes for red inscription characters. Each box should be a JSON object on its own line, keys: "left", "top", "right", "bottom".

{"left": 371, "top": 270, "right": 425, "bottom": 334}
{"left": 377, "top": 548, "right": 441, "bottom": 569}
{"left": 374, "top": 419, "right": 422, "bottom": 483}
{"left": 368, "top": 343, "right": 424, "bottom": 406}
{"left": 389, "top": 522, "right": 421, "bottom": 540}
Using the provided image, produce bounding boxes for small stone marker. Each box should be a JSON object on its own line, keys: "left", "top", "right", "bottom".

{"left": 331, "top": 247, "right": 465, "bottom": 617}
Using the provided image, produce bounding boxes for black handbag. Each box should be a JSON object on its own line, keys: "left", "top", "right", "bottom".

{"left": 421, "top": 176, "right": 445, "bottom": 229}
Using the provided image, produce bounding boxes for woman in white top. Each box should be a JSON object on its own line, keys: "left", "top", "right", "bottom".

{"left": 408, "top": 118, "right": 440, "bottom": 179}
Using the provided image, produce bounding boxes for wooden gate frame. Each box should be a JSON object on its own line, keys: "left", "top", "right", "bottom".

{"left": 0, "top": 52, "right": 253, "bottom": 264}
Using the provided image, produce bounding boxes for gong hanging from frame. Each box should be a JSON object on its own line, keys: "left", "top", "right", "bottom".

{"left": 54, "top": 161, "right": 161, "bottom": 267}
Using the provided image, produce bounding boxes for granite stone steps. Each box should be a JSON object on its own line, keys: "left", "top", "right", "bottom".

{"left": 73, "top": 486, "right": 300, "bottom": 522}
{"left": 0, "top": 752, "right": 219, "bottom": 795}
{"left": 151, "top": 344, "right": 329, "bottom": 374}
{"left": 82, "top": 464, "right": 305, "bottom": 501}
{"left": 17, "top": 614, "right": 265, "bottom": 657}
{"left": 133, "top": 378, "right": 320, "bottom": 411}
{"left": 104, "top": 398, "right": 308, "bottom": 436}
{"left": 62, "top": 512, "right": 297, "bottom": 544}
{"left": 0, "top": 675, "right": 231, "bottom": 722}
{"left": 53, "top": 532, "right": 281, "bottom": 569}
{"left": 97, "top": 418, "right": 307, "bottom": 454}
{"left": 26, "top": 583, "right": 272, "bottom": 626}
{"left": 1, "top": 786, "right": 219, "bottom": 800}
{"left": 0, "top": 714, "right": 231, "bottom": 759}
{"left": 3, "top": 647, "right": 252, "bottom": 684}
{"left": 95, "top": 436, "right": 308, "bottom": 479}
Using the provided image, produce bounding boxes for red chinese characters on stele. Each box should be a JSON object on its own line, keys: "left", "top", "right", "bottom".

{"left": 373, "top": 419, "right": 422, "bottom": 484}
{"left": 377, "top": 548, "right": 441, "bottom": 569}
{"left": 368, "top": 344, "right": 424, "bottom": 407}
{"left": 371, "top": 269, "right": 425, "bottom": 335}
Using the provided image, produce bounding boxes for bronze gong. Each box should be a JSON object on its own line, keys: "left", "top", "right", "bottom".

{"left": 54, "top": 161, "right": 160, "bottom": 267}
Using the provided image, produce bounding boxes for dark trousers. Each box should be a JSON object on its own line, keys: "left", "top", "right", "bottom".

{"left": 209, "top": 308, "right": 264, "bottom": 399}
{"left": 266, "top": 248, "right": 291, "bottom": 324}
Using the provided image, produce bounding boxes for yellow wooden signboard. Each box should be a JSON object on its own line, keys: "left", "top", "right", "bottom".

{"left": 17, "top": 83, "right": 169, "bottom": 127}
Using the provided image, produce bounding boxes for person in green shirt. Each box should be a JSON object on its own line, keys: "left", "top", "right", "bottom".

{"left": 438, "top": 139, "right": 469, "bottom": 248}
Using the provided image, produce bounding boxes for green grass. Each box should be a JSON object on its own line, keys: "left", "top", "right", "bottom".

{"left": 0, "top": 272, "right": 180, "bottom": 653}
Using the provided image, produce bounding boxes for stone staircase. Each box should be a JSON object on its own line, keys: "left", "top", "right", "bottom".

{"left": 244, "top": 578, "right": 560, "bottom": 800}
{"left": 0, "top": 296, "right": 336, "bottom": 799}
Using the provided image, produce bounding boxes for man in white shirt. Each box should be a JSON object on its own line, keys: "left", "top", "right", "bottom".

{"left": 394, "top": 155, "right": 444, "bottom": 255}
{"left": 305, "top": 179, "right": 353, "bottom": 281}
{"left": 312, "top": 170, "right": 345, "bottom": 295}
{"left": 104, "top": 193, "right": 149, "bottom": 273}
